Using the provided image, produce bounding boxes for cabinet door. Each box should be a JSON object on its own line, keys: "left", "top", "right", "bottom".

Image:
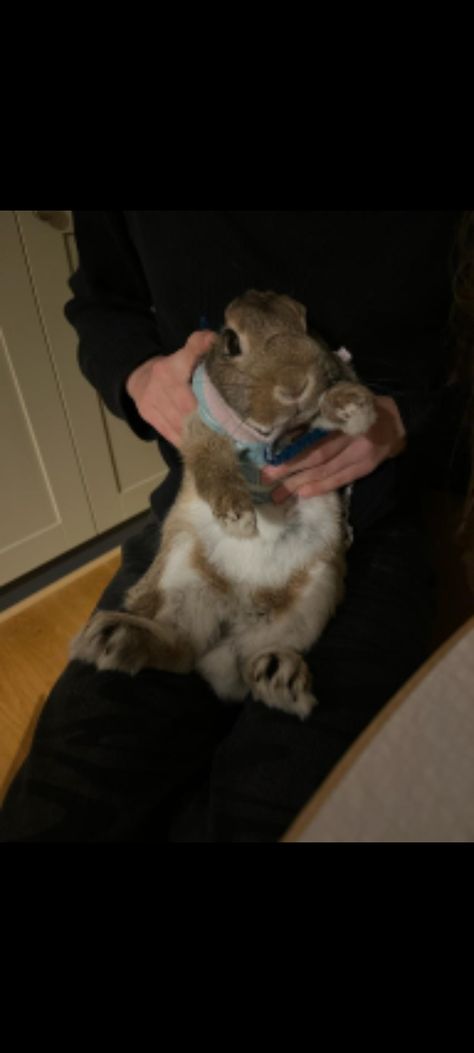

{"left": 16, "top": 212, "right": 167, "bottom": 533}
{"left": 0, "top": 213, "right": 95, "bottom": 585}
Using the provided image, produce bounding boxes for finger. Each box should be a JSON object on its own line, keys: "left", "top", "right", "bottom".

{"left": 269, "top": 441, "right": 368, "bottom": 496}
{"left": 297, "top": 459, "right": 375, "bottom": 497}
{"left": 271, "top": 451, "right": 375, "bottom": 503}
{"left": 180, "top": 330, "right": 217, "bottom": 372}
{"left": 261, "top": 432, "right": 351, "bottom": 482}
{"left": 142, "top": 400, "right": 185, "bottom": 447}
{"left": 301, "top": 439, "right": 374, "bottom": 484}
{"left": 161, "top": 424, "right": 182, "bottom": 449}
{"left": 147, "top": 412, "right": 182, "bottom": 448}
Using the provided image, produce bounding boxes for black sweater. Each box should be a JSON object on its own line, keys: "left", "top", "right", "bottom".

{"left": 65, "top": 211, "right": 463, "bottom": 526}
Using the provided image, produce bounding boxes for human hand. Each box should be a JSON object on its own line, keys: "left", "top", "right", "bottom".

{"left": 260, "top": 396, "right": 407, "bottom": 502}
{"left": 126, "top": 330, "right": 216, "bottom": 447}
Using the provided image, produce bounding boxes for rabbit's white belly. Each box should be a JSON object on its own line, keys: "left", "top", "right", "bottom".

{"left": 188, "top": 491, "right": 343, "bottom": 589}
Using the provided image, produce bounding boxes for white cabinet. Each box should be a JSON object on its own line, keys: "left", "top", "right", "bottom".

{"left": 0, "top": 211, "right": 166, "bottom": 586}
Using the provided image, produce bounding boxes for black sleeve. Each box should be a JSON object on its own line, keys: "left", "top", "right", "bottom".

{"left": 374, "top": 377, "right": 469, "bottom": 491}
{"left": 390, "top": 388, "right": 442, "bottom": 438}
{"left": 65, "top": 211, "right": 160, "bottom": 440}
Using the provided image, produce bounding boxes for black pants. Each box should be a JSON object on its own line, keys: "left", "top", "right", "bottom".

{"left": 0, "top": 477, "right": 435, "bottom": 842}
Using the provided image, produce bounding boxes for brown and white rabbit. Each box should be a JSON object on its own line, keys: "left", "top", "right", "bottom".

{"left": 72, "top": 290, "right": 376, "bottom": 719}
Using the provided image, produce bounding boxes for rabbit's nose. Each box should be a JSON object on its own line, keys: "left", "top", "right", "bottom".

{"left": 275, "top": 376, "right": 312, "bottom": 405}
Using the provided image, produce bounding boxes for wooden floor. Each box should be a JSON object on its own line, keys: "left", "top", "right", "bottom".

{"left": 0, "top": 550, "right": 121, "bottom": 802}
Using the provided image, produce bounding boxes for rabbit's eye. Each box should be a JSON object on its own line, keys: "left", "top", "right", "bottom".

{"left": 223, "top": 328, "right": 242, "bottom": 357}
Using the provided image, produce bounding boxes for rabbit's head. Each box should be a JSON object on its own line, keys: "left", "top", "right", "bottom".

{"left": 205, "top": 290, "right": 343, "bottom": 439}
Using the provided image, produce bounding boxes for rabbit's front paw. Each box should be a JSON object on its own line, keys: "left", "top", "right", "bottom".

{"left": 245, "top": 649, "right": 317, "bottom": 720}
{"left": 319, "top": 382, "right": 376, "bottom": 436}
{"left": 213, "top": 489, "right": 257, "bottom": 538}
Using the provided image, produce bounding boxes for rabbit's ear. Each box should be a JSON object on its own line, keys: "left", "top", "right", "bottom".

{"left": 277, "top": 295, "right": 307, "bottom": 332}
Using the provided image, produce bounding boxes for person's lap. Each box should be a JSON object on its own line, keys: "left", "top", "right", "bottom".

{"left": 0, "top": 484, "right": 435, "bottom": 842}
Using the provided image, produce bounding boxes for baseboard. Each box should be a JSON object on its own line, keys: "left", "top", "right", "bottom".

{"left": 0, "top": 510, "right": 153, "bottom": 614}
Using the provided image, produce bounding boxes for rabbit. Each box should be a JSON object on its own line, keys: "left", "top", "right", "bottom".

{"left": 71, "top": 290, "right": 377, "bottom": 719}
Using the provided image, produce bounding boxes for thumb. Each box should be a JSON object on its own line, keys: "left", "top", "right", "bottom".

{"left": 182, "top": 329, "right": 217, "bottom": 371}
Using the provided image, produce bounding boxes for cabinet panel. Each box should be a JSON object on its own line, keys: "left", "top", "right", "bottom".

{"left": 103, "top": 407, "right": 166, "bottom": 500}
{"left": 16, "top": 211, "right": 167, "bottom": 531}
{"left": 0, "top": 213, "right": 95, "bottom": 585}
{"left": 0, "top": 342, "right": 56, "bottom": 546}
